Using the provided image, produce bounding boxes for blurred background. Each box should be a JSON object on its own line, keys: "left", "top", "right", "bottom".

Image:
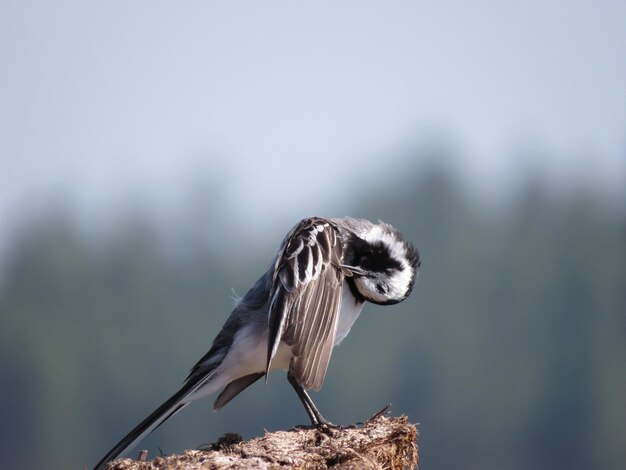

{"left": 1, "top": 2, "right": 625, "bottom": 469}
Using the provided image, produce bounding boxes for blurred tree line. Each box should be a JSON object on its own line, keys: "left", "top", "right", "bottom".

{"left": 0, "top": 159, "right": 624, "bottom": 469}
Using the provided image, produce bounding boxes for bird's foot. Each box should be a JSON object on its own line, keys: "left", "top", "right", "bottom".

{"left": 313, "top": 418, "right": 339, "bottom": 435}
{"left": 288, "top": 421, "right": 337, "bottom": 435}
{"left": 314, "top": 419, "right": 361, "bottom": 435}
{"left": 316, "top": 423, "right": 338, "bottom": 436}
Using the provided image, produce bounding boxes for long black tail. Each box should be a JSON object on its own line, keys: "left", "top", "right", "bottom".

{"left": 93, "top": 380, "right": 198, "bottom": 470}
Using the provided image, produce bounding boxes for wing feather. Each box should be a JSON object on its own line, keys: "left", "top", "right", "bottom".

{"left": 266, "top": 218, "right": 344, "bottom": 390}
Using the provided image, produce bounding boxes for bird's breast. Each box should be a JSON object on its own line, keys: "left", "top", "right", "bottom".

{"left": 334, "top": 282, "right": 365, "bottom": 345}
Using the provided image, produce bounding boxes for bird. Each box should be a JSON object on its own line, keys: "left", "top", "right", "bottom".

{"left": 94, "top": 216, "right": 420, "bottom": 469}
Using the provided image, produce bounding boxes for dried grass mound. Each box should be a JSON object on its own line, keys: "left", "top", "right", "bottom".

{"left": 105, "top": 414, "right": 418, "bottom": 470}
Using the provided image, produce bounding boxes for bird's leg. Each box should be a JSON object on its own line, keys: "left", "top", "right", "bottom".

{"left": 287, "top": 372, "right": 333, "bottom": 428}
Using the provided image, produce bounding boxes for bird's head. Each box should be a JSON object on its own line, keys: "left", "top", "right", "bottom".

{"left": 344, "top": 222, "right": 420, "bottom": 305}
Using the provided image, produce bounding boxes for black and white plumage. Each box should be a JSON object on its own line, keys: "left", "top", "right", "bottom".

{"left": 94, "top": 216, "right": 420, "bottom": 469}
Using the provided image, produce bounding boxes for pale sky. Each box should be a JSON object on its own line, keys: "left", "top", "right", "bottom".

{"left": 1, "top": 1, "right": 625, "bottom": 239}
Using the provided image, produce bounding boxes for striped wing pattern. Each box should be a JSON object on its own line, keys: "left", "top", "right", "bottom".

{"left": 266, "top": 218, "right": 344, "bottom": 390}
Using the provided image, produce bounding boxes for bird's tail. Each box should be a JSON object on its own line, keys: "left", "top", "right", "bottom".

{"left": 93, "top": 379, "right": 200, "bottom": 470}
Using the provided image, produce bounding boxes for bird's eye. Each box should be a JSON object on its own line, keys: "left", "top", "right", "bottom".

{"left": 376, "top": 283, "right": 388, "bottom": 294}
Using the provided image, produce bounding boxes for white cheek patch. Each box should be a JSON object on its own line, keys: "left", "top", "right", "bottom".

{"left": 355, "top": 277, "right": 388, "bottom": 303}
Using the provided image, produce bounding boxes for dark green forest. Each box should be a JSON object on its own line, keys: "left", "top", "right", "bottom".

{"left": 1, "top": 161, "right": 624, "bottom": 469}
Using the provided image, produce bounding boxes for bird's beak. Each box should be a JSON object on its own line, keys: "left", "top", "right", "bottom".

{"left": 339, "top": 264, "right": 367, "bottom": 277}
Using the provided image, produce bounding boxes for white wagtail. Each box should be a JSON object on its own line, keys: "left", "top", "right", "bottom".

{"left": 94, "top": 216, "right": 420, "bottom": 469}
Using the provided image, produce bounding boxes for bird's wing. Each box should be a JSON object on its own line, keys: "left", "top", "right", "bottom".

{"left": 266, "top": 217, "right": 344, "bottom": 390}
